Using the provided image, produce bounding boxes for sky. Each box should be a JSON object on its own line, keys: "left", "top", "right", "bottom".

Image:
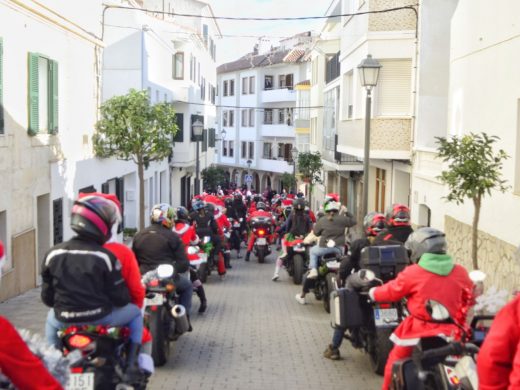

{"left": 205, "top": 0, "right": 333, "bottom": 65}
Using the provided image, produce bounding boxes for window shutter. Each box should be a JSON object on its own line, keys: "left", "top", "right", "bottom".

{"left": 28, "top": 52, "right": 39, "bottom": 135}
{"left": 376, "top": 60, "right": 412, "bottom": 116}
{"left": 49, "top": 60, "right": 59, "bottom": 134}
{"left": 101, "top": 182, "right": 109, "bottom": 193}
{"left": 208, "top": 128, "right": 215, "bottom": 147}
{"left": 202, "top": 129, "right": 208, "bottom": 152}
{"left": 53, "top": 198, "right": 63, "bottom": 245}
{"left": 0, "top": 38, "right": 4, "bottom": 133}
{"left": 173, "top": 113, "right": 184, "bottom": 142}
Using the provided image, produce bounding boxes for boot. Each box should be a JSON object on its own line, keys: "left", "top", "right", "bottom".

{"left": 196, "top": 286, "right": 207, "bottom": 314}
{"left": 245, "top": 251, "right": 251, "bottom": 262}
{"left": 224, "top": 253, "right": 232, "bottom": 269}
{"left": 123, "top": 342, "right": 142, "bottom": 383}
{"left": 323, "top": 344, "right": 340, "bottom": 360}
{"left": 187, "top": 315, "right": 193, "bottom": 332}
{"left": 272, "top": 260, "right": 282, "bottom": 281}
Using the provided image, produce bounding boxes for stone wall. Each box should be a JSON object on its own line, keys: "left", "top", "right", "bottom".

{"left": 445, "top": 215, "right": 519, "bottom": 294}
{"left": 369, "top": 0, "right": 417, "bottom": 31}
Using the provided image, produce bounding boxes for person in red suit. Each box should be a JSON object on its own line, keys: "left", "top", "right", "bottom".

{"left": 477, "top": 247, "right": 520, "bottom": 389}
{"left": 173, "top": 206, "right": 207, "bottom": 313}
{"left": 204, "top": 203, "right": 227, "bottom": 277}
{"left": 214, "top": 204, "right": 232, "bottom": 269}
{"left": 0, "top": 240, "right": 64, "bottom": 389}
{"left": 368, "top": 227, "right": 474, "bottom": 390}
{"left": 244, "top": 202, "right": 276, "bottom": 262}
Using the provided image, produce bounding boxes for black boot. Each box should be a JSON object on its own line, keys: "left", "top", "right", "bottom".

{"left": 196, "top": 286, "right": 207, "bottom": 314}
{"left": 224, "top": 253, "right": 232, "bottom": 269}
{"left": 123, "top": 342, "right": 142, "bottom": 384}
{"left": 245, "top": 251, "right": 251, "bottom": 262}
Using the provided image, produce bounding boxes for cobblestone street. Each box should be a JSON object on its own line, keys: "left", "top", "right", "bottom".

{"left": 0, "top": 250, "right": 382, "bottom": 390}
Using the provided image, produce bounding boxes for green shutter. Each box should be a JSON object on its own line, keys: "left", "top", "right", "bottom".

{"left": 173, "top": 113, "right": 184, "bottom": 143}
{"left": 208, "top": 128, "right": 215, "bottom": 148}
{"left": 48, "top": 60, "right": 58, "bottom": 134}
{"left": 28, "top": 52, "right": 39, "bottom": 135}
{"left": 0, "top": 38, "right": 4, "bottom": 133}
{"left": 202, "top": 129, "right": 207, "bottom": 152}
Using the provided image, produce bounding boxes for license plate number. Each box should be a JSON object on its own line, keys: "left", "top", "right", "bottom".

{"left": 374, "top": 308, "right": 398, "bottom": 327}
{"left": 68, "top": 373, "right": 94, "bottom": 390}
{"left": 257, "top": 238, "right": 267, "bottom": 245}
{"left": 145, "top": 293, "right": 164, "bottom": 306}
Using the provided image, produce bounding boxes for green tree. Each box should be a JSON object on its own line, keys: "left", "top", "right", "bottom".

{"left": 93, "top": 89, "right": 178, "bottom": 230}
{"left": 202, "top": 166, "right": 227, "bottom": 191}
{"left": 436, "top": 132, "right": 509, "bottom": 269}
{"left": 297, "top": 151, "right": 323, "bottom": 206}
{"left": 280, "top": 172, "right": 296, "bottom": 192}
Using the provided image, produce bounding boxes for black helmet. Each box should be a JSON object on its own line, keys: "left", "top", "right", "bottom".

{"left": 71, "top": 195, "right": 118, "bottom": 244}
{"left": 205, "top": 203, "right": 215, "bottom": 215}
{"left": 256, "top": 202, "right": 266, "bottom": 211}
{"left": 253, "top": 194, "right": 262, "bottom": 203}
{"left": 175, "top": 206, "right": 189, "bottom": 222}
{"left": 405, "top": 227, "right": 447, "bottom": 263}
{"left": 224, "top": 197, "right": 233, "bottom": 207}
{"left": 234, "top": 192, "right": 243, "bottom": 201}
{"left": 293, "top": 198, "right": 306, "bottom": 211}
{"left": 363, "top": 212, "right": 386, "bottom": 237}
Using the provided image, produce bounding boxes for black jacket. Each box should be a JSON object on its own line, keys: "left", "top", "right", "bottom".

{"left": 229, "top": 200, "right": 247, "bottom": 219}
{"left": 314, "top": 212, "right": 357, "bottom": 248}
{"left": 284, "top": 211, "right": 312, "bottom": 237}
{"left": 41, "top": 237, "right": 130, "bottom": 323}
{"left": 339, "top": 237, "right": 372, "bottom": 281}
{"left": 374, "top": 225, "right": 414, "bottom": 246}
{"left": 189, "top": 211, "right": 219, "bottom": 238}
{"left": 132, "top": 224, "right": 189, "bottom": 274}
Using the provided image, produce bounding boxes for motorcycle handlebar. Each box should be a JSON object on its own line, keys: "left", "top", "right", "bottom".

{"left": 420, "top": 342, "right": 464, "bottom": 361}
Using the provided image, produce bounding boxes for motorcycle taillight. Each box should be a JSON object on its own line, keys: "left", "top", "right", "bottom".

{"left": 70, "top": 366, "right": 84, "bottom": 374}
{"left": 258, "top": 229, "right": 266, "bottom": 236}
{"left": 379, "top": 303, "right": 392, "bottom": 309}
{"left": 68, "top": 334, "right": 94, "bottom": 349}
{"left": 148, "top": 279, "right": 159, "bottom": 287}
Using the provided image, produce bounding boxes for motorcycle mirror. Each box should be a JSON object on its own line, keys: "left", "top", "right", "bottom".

{"left": 359, "top": 269, "right": 376, "bottom": 281}
{"left": 469, "top": 270, "right": 487, "bottom": 283}
{"left": 203, "top": 236, "right": 211, "bottom": 244}
{"left": 426, "top": 299, "right": 451, "bottom": 322}
{"left": 187, "top": 246, "right": 199, "bottom": 255}
{"left": 157, "top": 264, "right": 174, "bottom": 279}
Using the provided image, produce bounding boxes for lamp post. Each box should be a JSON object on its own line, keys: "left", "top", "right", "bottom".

{"left": 291, "top": 147, "right": 299, "bottom": 194}
{"left": 192, "top": 119, "right": 204, "bottom": 195}
{"left": 358, "top": 54, "right": 381, "bottom": 217}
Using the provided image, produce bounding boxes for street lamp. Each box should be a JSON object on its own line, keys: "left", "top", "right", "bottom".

{"left": 192, "top": 119, "right": 204, "bottom": 195}
{"left": 291, "top": 147, "right": 299, "bottom": 193}
{"left": 358, "top": 54, "right": 381, "bottom": 217}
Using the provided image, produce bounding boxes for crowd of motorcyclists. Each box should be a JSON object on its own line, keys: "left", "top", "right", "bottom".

{"left": 0, "top": 185, "right": 519, "bottom": 390}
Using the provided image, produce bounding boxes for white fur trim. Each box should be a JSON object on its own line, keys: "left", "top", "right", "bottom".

{"left": 368, "top": 287, "right": 376, "bottom": 301}
{"left": 389, "top": 333, "right": 420, "bottom": 346}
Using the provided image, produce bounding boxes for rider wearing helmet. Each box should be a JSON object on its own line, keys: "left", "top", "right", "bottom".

{"left": 229, "top": 192, "right": 247, "bottom": 236}
{"left": 132, "top": 203, "right": 193, "bottom": 319}
{"left": 303, "top": 201, "right": 356, "bottom": 281}
{"left": 43, "top": 195, "right": 143, "bottom": 380}
{"left": 369, "top": 227, "right": 473, "bottom": 389}
{"left": 272, "top": 198, "right": 313, "bottom": 281}
{"left": 374, "top": 203, "right": 413, "bottom": 245}
{"left": 323, "top": 212, "right": 385, "bottom": 360}
{"left": 244, "top": 201, "right": 276, "bottom": 262}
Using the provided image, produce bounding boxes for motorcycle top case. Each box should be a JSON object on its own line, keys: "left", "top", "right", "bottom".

{"left": 360, "top": 245, "right": 409, "bottom": 281}
{"left": 330, "top": 287, "right": 364, "bottom": 329}
{"left": 250, "top": 216, "right": 272, "bottom": 227}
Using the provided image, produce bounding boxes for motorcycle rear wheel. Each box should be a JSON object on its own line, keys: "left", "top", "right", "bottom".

{"left": 198, "top": 263, "right": 208, "bottom": 284}
{"left": 293, "top": 254, "right": 305, "bottom": 285}
{"left": 257, "top": 247, "right": 266, "bottom": 263}
{"left": 149, "top": 306, "right": 170, "bottom": 367}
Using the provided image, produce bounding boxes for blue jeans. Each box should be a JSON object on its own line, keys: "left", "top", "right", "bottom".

{"left": 175, "top": 272, "right": 193, "bottom": 314}
{"left": 45, "top": 303, "right": 143, "bottom": 348}
{"left": 332, "top": 326, "right": 346, "bottom": 349}
{"left": 309, "top": 246, "right": 342, "bottom": 270}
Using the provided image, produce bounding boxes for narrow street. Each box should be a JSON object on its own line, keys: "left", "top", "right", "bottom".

{"left": 0, "top": 249, "right": 381, "bottom": 390}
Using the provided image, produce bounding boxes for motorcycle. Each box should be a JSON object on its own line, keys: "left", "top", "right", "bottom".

{"left": 331, "top": 245, "right": 409, "bottom": 375}
{"left": 141, "top": 264, "right": 189, "bottom": 367}
{"left": 284, "top": 238, "right": 307, "bottom": 285}
{"left": 314, "top": 257, "right": 341, "bottom": 313}
{"left": 228, "top": 217, "right": 243, "bottom": 255}
{"left": 198, "top": 236, "right": 216, "bottom": 282}
{"left": 250, "top": 216, "right": 272, "bottom": 263}
{"left": 60, "top": 325, "right": 152, "bottom": 390}
{"left": 187, "top": 245, "right": 208, "bottom": 283}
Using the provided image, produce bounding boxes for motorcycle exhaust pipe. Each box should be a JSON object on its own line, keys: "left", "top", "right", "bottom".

{"left": 171, "top": 304, "right": 190, "bottom": 334}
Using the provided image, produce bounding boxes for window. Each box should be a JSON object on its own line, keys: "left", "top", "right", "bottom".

{"left": 173, "top": 52, "right": 184, "bottom": 80}
{"left": 229, "top": 79, "right": 235, "bottom": 96}
{"left": 223, "top": 140, "right": 228, "bottom": 156}
{"left": 223, "top": 80, "right": 228, "bottom": 97}
{"left": 173, "top": 113, "right": 184, "bottom": 142}
{"left": 249, "top": 109, "right": 255, "bottom": 127}
{"left": 279, "top": 75, "right": 286, "bottom": 89}
{"left": 343, "top": 71, "right": 354, "bottom": 119}
{"left": 263, "top": 142, "right": 272, "bottom": 158}
{"left": 0, "top": 38, "right": 3, "bottom": 133}
{"left": 189, "top": 54, "right": 193, "bottom": 81}
{"left": 229, "top": 110, "right": 234, "bottom": 126}
{"left": 241, "top": 141, "right": 247, "bottom": 158}
{"left": 203, "top": 24, "right": 209, "bottom": 48}
{"left": 248, "top": 142, "right": 254, "bottom": 159}
{"left": 249, "top": 76, "right": 255, "bottom": 94}
{"left": 264, "top": 75, "right": 273, "bottom": 90}
{"left": 229, "top": 140, "right": 234, "bottom": 157}
{"left": 375, "top": 168, "right": 386, "bottom": 212}
{"left": 264, "top": 109, "right": 273, "bottom": 124}
{"left": 376, "top": 59, "right": 412, "bottom": 116}
{"left": 202, "top": 129, "right": 208, "bottom": 152}
{"left": 279, "top": 74, "right": 293, "bottom": 89}
{"left": 242, "top": 77, "right": 248, "bottom": 94}
{"left": 208, "top": 128, "right": 216, "bottom": 148}
{"left": 222, "top": 111, "right": 228, "bottom": 127}
{"left": 278, "top": 109, "right": 285, "bottom": 125}
{"left": 325, "top": 51, "right": 340, "bottom": 84}
{"left": 28, "top": 53, "right": 58, "bottom": 135}
{"left": 241, "top": 109, "right": 248, "bottom": 127}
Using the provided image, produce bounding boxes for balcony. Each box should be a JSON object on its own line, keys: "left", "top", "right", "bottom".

{"left": 261, "top": 123, "right": 295, "bottom": 138}
{"left": 258, "top": 157, "right": 293, "bottom": 174}
{"left": 337, "top": 118, "right": 412, "bottom": 160}
{"left": 261, "top": 88, "right": 296, "bottom": 103}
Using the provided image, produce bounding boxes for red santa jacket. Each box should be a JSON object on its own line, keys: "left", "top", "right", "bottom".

{"left": 215, "top": 212, "right": 231, "bottom": 236}
{"left": 478, "top": 295, "right": 520, "bottom": 390}
{"left": 0, "top": 316, "right": 63, "bottom": 389}
{"left": 371, "top": 254, "right": 473, "bottom": 346}
{"left": 173, "top": 222, "right": 200, "bottom": 261}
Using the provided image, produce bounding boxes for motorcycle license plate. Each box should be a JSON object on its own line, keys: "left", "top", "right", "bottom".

{"left": 374, "top": 308, "right": 398, "bottom": 327}
{"left": 256, "top": 238, "right": 267, "bottom": 245}
{"left": 294, "top": 246, "right": 305, "bottom": 252}
{"left": 233, "top": 223, "right": 240, "bottom": 227}
{"left": 145, "top": 293, "right": 164, "bottom": 306}
{"left": 68, "top": 373, "right": 94, "bottom": 390}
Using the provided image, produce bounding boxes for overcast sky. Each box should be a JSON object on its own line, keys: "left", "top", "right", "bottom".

{"left": 205, "top": 0, "right": 332, "bottom": 65}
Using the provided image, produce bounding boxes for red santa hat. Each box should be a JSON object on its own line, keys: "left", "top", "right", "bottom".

{"left": 282, "top": 199, "right": 293, "bottom": 207}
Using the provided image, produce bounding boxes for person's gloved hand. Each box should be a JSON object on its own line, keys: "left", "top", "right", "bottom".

{"left": 368, "top": 287, "right": 377, "bottom": 301}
